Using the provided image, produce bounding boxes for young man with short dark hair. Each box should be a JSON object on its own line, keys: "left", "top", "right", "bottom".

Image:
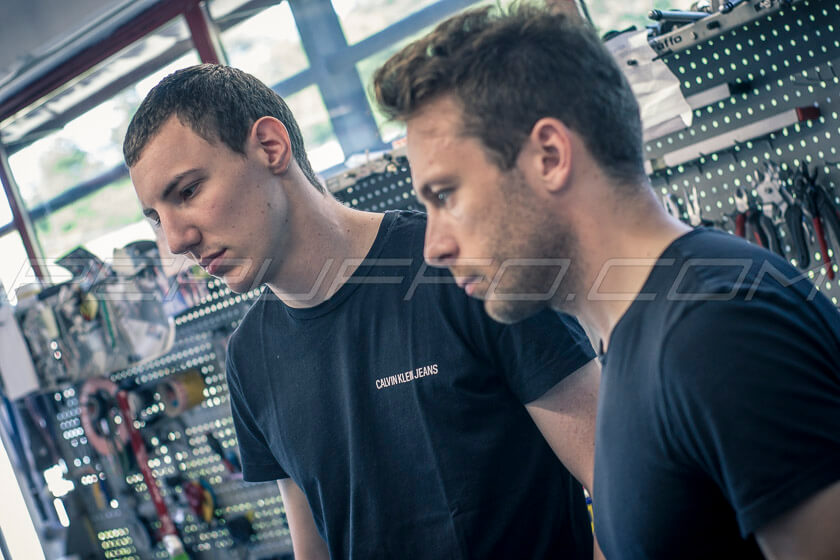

{"left": 374, "top": 5, "right": 840, "bottom": 559}
{"left": 124, "top": 63, "right": 601, "bottom": 559}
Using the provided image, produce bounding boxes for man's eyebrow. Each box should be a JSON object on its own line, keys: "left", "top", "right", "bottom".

{"left": 161, "top": 168, "right": 201, "bottom": 200}
{"left": 141, "top": 168, "right": 201, "bottom": 218}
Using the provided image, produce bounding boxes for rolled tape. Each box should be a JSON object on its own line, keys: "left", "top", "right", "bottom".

{"left": 158, "top": 369, "right": 206, "bottom": 417}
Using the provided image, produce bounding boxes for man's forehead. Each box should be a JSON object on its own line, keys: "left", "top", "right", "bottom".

{"left": 147, "top": 115, "right": 202, "bottom": 149}
{"left": 407, "top": 97, "right": 464, "bottom": 138}
{"left": 132, "top": 117, "right": 209, "bottom": 173}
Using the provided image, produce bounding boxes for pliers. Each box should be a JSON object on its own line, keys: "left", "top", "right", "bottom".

{"left": 752, "top": 162, "right": 809, "bottom": 267}
{"left": 793, "top": 162, "right": 840, "bottom": 279}
{"left": 662, "top": 193, "right": 683, "bottom": 221}
{"left": 749, "top": 161, "right": 811, "bottom": 262}
{"left": 683, "top": 186, "right": 715, "bottom": 228}
{"left": 733, "top": 187, "right": 783, "bottom": 255}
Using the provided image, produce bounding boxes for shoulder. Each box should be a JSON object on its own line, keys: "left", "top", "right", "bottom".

{"left": 640, "top": 229, "right": 828, "bottom": 337}
{"left": 659, "top": 293, "right": 840, "bottom": 405}
{"left": 227, "top": 290, "right": 272, "bottom": 360}
{"left": 383, "top": 210, "right": 427, "bottom": 248}
{"left": 643, "top": 230, "right": 840, "bottom": 404}
{"left": 661, "top": 229, "right": 815, "bottom": 298}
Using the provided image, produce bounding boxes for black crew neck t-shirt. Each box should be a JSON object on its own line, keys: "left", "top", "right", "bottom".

{"left": 595, "top": 228, "right": 840, "bottom": 559}
{"left": 227, "top": 211, "right": 597, "bottom": 559}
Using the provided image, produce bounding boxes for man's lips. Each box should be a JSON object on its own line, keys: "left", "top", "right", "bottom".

{"left": 455, "top": 275, "right": 482, "bottom": 297}
{"left": 200, "top": 250, "right": 227, "bottom": 275}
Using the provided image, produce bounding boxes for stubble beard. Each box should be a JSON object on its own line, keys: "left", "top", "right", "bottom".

{"left": 482, "top": 172, "right": 583, "bottom": 324}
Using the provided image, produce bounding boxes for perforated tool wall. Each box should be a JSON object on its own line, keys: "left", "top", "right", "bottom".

{"left": 50, "top": 280, "right": 289, "bottom": 560}
{"left": 647, "top": 0, "right": 840, "bottom": 304}
{"left": 331, "top": 160, "right": 420, "bottom": 213}
{"left": 32, "top": 3, "right": 840, "bottom": 559}
{"left": 41, "top": 162, "right": 420, "bottom": 559}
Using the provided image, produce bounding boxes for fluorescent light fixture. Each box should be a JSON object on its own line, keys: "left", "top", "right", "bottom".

{"left": 645, "top": 82, "right": 754, "bottom": 142}
{"left": 646, "top": 106, "right": 820, "bottom": 173}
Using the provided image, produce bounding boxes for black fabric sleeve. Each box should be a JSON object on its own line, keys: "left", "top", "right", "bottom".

{"left": 660, "top": 297, "right": 840, "bottom": 537}
{"left": 468, "top": 303, "right": 596, "bottom": 404}
{"left": 225, "top": 347, "right": 288, "bottom": 482}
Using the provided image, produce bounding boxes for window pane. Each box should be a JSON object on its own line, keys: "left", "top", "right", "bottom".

{"left": 0, "top": 186, "right": 11, "bottom": 226}
{"left": 332, "top": 0, "right": 443, "bottom": 45}
{"left": 0, "top": 231, "right": 32, "bottom": 304}
{"left": 29, "top": 176, "right": 154, "bottom": 263}
{"left": 354, "top": 0, "right": 513, "bottom": 144}
{"left": 211, "top": 1, "right": 309, "bottom": 86}
{"left": 1, "top": 17, "right": 195, "bottom": 148}
{"left": 10, "top": 97, "right": 132, "bottom": 212}
{"left": 356, "top": 24, "right": 435, "bottom": 144}
{"left": 285, "top": 86, "right": 345, "bottom": 172}
{"left": 4, "top": 18, "right": 199, "bottom": 263}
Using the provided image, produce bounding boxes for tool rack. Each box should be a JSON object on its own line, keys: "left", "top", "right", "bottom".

{"left": 647, "top": 0, "right": 840, "bottom": 304}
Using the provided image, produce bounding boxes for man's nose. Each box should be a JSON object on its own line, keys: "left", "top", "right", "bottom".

{"left": 161, "top": 213, "right": 201, "bottom": 257}
{"left": 423, "top": 218, "right": 458, "bottom": 267}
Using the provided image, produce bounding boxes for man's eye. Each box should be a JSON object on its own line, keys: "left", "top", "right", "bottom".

{"left": 181, "top": 183, "right": 199, "bottom": 200}
{"left": 434, "top": 189, "right": 452, "bottom": 204}
{"left": 146, "top": 212, "right": 161, "bottom": 227}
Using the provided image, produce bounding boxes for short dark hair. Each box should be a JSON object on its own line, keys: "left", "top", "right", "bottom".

{"left": 373, "top": 4, "right": 646, "bottom": 185}
{"left": 123, "top": 64, "right": 323, "bottom": 192}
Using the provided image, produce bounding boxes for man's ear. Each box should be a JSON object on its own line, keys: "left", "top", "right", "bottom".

{"left": 252, "top": 116, "right": 293, "bottom": 174}
{"left": 518, "top": 117, "right": 573, "bottom": 194}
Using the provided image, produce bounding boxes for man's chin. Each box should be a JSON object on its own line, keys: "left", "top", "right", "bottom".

{"left": 483, "top": 298, "right": 547, "bottom": 325}
{"left": 221, "top": 273, "right": 255, "bottom": 295}
{"left": 224, "top": 282, "right": 250, "bottom": 294}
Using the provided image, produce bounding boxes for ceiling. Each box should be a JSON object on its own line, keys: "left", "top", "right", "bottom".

{"left": 0, "top": 0, "right": 160, "bottom": 117}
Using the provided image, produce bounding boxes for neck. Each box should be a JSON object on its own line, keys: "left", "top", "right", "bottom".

{"left": 567, "top": 188, "right": 691, "bottom": 350}
{"left": 265, "top": 184, "right": 384, "bottom": 307}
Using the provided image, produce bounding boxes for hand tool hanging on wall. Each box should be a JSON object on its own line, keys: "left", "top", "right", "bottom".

{"left": 79, "top": 377, "right": 130, "bottom": 461}
{"left": 183, "top": 479, "right": 216, "bottom": 524}
{"left": 205, "top": 432, "right": 241, "bottom": 474}
{"left": 733, "top": 188, "right": 783, "bottom": 255}
{"left": 752, "top": 162, "right": 810, "bottom": 268}
{"left": 684, "top": 185, "right": 718, "bottom": 228}
{"left": 115, "top": 391, "right": 190, "bottom": 560}
{"left": 794, "top": 163, "right": 840, "bottom": 280}
{"left": 662, "top": 193, "right": 684, "bottom": 222}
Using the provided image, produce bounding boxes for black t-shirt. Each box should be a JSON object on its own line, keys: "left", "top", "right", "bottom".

{"left": 226, "top": 211, "right": 597, "bottom": 559}
{"left": 595, "top": 228, "right": 840, "bottom": 559}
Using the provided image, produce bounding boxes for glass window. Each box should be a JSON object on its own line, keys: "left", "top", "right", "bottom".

{"left": 211, "top": 1, "right": 310, "bottom": 87}
{"left": 354, "top": 0, "right": 518, "bottom": 144}
{"left": 285, "top": 86, "right": 345, "bottom": 172}
{"left": 356, "top": 26, "right": 436, "bottom": 144}
{"left": 0, "top": 231, "right": 32, "bottom": 304}
{"left": 332, "top": 0, "right": 443, "bottom": 45}
{"left": 0, "top": 187, "right": 11, "bottom": 225}
{"left": 3, "top": 17, "right": 199, "bottom": 264}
